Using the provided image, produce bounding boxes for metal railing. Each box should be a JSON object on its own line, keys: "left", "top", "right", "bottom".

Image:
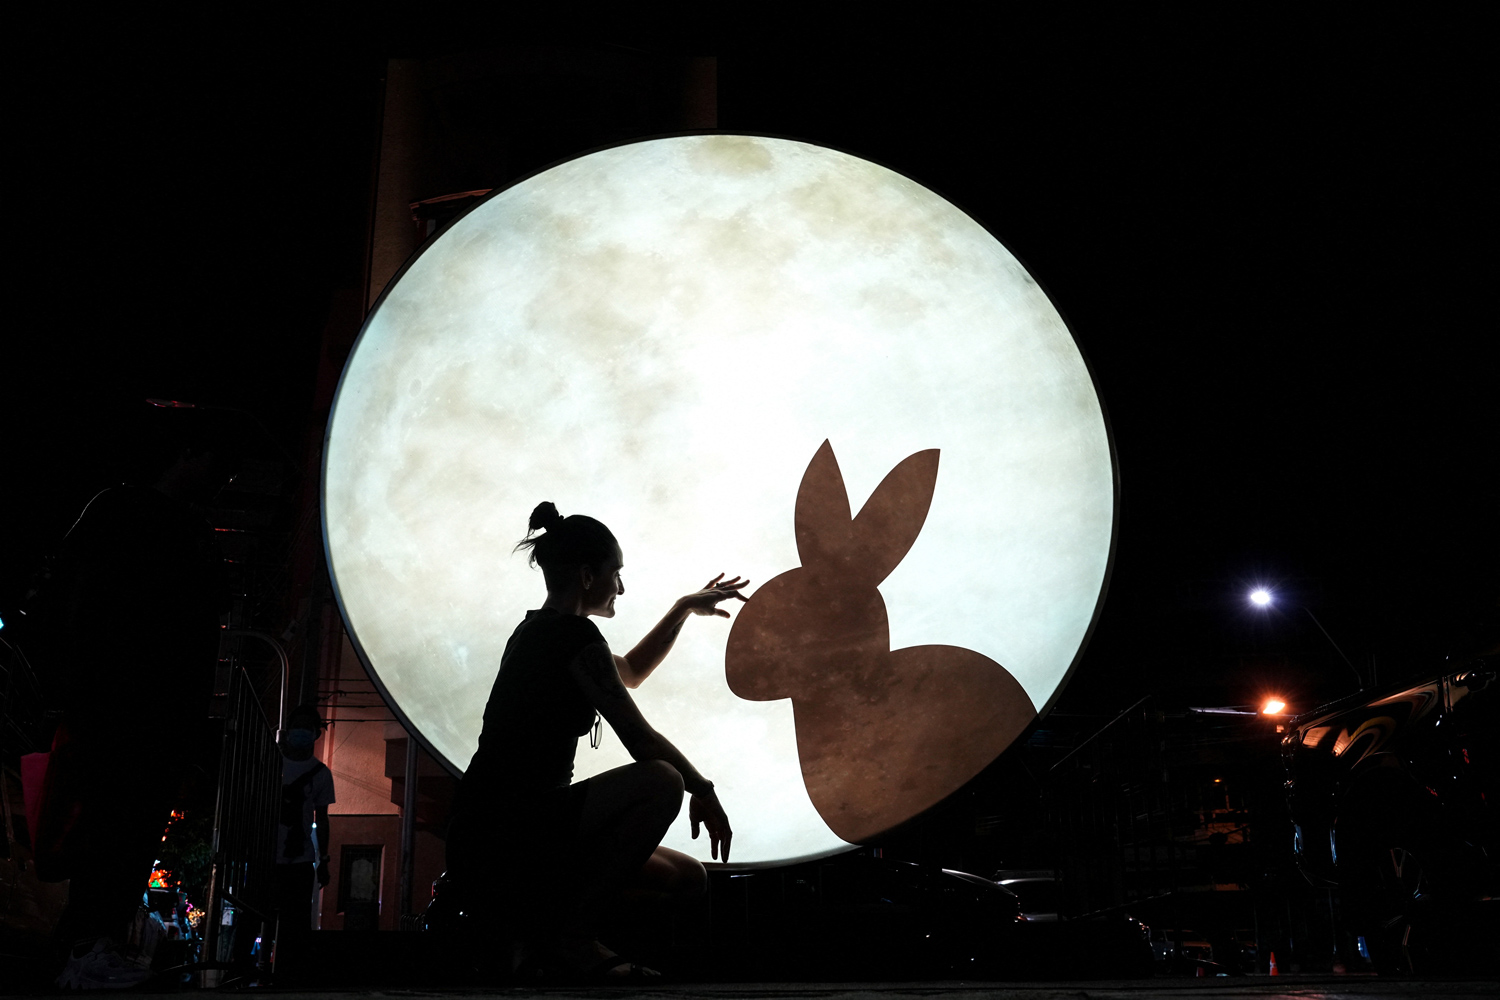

{"left": 199, "top": 660, "right": 280, "bottom": 984}
{"left": 1047, "top": 697, "right": 1186, "bottom": 920}
{"left": 217, "top": 629, "right": 290, "bottom": 739}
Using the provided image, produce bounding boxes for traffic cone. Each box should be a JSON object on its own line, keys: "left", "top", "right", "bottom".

{"left": 1268, "top": 951, "right": 1279, "bottom": 975}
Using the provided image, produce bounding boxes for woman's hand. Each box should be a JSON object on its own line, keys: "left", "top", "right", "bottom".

{"left": 690, "top": 788, "right": 733, "bottom": 862}
{"left": 678, "top": 573, "right": 751, "bottom": 618}
{"left": 620, "top": 574, "right": 751, "bottom": 688}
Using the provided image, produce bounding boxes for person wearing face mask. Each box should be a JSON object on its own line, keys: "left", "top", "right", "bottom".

{"left": 272, "top": 705, "right": 335, "bottom": 953}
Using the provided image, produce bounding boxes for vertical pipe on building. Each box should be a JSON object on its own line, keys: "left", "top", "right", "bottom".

{"left": 679, "top": 57, "right": 717, "bottom": 129}
{"left": 367, "top": 59, "right": 424, "bottom": 313}
{"left": 399, "top": 732, "right": 418, "bottom": 920}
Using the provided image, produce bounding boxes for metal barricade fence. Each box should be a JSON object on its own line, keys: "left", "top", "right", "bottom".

{"left": 200, "top": 659, "right": 279, "bottom": 981}
{"left": 1047, "top": 697, "right": 1186, "bottom": 920}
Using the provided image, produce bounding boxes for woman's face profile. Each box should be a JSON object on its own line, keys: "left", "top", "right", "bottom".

{"left": 582, "top": 545, "right": 625, "bottom": 618}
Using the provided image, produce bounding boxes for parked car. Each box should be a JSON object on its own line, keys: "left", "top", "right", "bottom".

{"left": 992, "top": 876, "right": 1062, "bottom": 922}
{"left": 1282, "top": 654, "right": 1498, "bottom": 971}
{"left": 986, "top": 871, "right": 1153, "bottom": 977}
{"left": 808, "top": 856, "right": 1024, "bottom": 977}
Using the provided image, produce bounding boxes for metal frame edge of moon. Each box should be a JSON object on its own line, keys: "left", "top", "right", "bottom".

{"left": 323, "top": 133, "right": 1116, "bottom": 867}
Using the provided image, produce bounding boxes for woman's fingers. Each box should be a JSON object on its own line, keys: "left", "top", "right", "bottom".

{"left": 689, "top": 795, "right": 730, "bottom": 861}
{"left": 686, "top": 576, "right": 752, "bottom": 611}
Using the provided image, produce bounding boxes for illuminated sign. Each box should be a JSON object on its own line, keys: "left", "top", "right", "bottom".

{"left": 324, "top": 134, "right": 1115, "bottom": 864}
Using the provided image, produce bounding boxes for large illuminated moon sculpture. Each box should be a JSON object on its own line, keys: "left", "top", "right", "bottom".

{"left": 324, "top": 134, "right": 1115, "bottom": 866}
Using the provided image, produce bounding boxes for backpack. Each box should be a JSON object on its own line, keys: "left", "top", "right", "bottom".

{"left": 279, "top": 760, "right": 328, "bottom": 859}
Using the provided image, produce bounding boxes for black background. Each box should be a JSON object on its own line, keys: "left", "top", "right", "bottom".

{"left": 8, "top": 11, "right": 1495, "bottom": 720}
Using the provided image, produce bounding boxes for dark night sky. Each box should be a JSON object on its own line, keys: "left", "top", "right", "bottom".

{"left": 8, "top": 11, "right": 1495, "bottom": 719}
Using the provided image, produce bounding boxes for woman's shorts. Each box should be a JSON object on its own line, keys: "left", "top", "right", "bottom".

{"left": 446, "top": 779, "right": 592, "bottom": 899}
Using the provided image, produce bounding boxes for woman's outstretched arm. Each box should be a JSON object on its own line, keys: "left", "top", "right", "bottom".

{"left": 615, "top": 574, "right": 749, "bottom": 688}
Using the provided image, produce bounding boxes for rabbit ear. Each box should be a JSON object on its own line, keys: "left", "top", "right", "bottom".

{"left": 794, "top": 441, "right": 940, "bottom": 585}
{"left": 794, "top": 440, "right": 855, "bottom": 574}
{"left": 850, "top": 448, "right": 940, "bottom": 585}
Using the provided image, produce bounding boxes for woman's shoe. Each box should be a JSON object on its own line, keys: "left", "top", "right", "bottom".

{"left": 535, "top": 937, "right": 662, "bottom": 983}
{"left": 583, "top": 954, "right": 662, "bottom": 981}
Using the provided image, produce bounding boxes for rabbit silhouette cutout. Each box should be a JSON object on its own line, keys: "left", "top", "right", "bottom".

{"left": 726, "top": 440, "right": 1036, "bottom": 843}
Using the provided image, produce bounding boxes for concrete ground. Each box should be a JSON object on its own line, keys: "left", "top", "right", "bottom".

{"left": 90, "top": 977, "right": 1497, "bottom": 999}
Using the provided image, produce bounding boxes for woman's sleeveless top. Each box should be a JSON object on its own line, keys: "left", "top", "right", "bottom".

{"left": 463, "top": 607, "right": 603, "bottom": 799}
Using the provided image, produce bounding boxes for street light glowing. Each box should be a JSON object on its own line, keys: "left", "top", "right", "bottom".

{"left": 1261, "top": 698, "right": 1286, "bottom": 715}
{"left": 1249, "top": 588, "right": 1272, "bottom": 607}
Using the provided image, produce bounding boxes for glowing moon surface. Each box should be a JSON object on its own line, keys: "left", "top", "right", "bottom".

{"left": 324, "top": 134, "right": 1114, "bottom": 865}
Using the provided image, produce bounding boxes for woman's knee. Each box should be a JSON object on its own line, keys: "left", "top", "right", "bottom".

{"left": 635, "top": 759, "right": 685, "bottom": 801}
{"left": 679, "top": 856, "right": 707, "bottom": 897}
{"left": 641, "top": 848, "right": 707, "bottom": 899}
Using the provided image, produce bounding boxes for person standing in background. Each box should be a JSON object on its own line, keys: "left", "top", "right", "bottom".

{"left": 273, "top": 704, "right": 336, "bottom": 952}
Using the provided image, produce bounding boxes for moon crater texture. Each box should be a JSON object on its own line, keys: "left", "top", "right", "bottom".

{"left": 324, "top": 134, "right": 1114, "bottom": 866}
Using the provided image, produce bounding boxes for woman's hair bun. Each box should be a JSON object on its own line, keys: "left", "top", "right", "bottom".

{"left": 528, "top": 501, "right": 565, "bottom": 533}
{"left": 514, "top": 502, "right": 616, "bottom": 577}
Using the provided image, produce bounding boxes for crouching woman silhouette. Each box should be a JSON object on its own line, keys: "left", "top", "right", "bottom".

{"left": 444, "top": 501, "right": 745, "bottom": 980}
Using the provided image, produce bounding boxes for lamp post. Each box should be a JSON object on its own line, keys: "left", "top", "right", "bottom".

{"left": 1248, "top": 587, "right": 1362, "bottom": 689}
